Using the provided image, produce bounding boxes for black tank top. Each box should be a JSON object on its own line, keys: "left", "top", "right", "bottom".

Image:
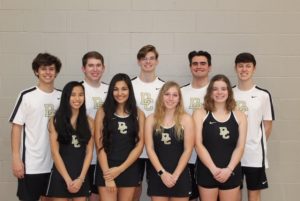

{"left": 153, "top": 125, "right": 184, "bottom": 172}
{"left": 109, "top": 114, "right": 137, "bottom": 161}
{"left": 58, "top": 134, "right": 87, "bottom": 176}
{"left": 202, "top": 111, "right": 239, "bottom": 167}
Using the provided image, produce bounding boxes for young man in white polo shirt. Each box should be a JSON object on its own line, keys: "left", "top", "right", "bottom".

{"left": 132, "top": 45, "right": 165, "bottom": 201}
{"left": 181, "top": 50, "right": 212, "bottom": 201}
{"left": 81, "top": 51, "right": 108, "bottom": 201}
{"left": 10, "top": 53, "right": 62, "bottom": 201}
{"left": 233, "top": 52, "right": 275, "bottom": 201}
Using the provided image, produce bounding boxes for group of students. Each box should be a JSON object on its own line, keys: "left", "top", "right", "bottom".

{"left": 9, "top": 45, "right": 275, "bottom": 201}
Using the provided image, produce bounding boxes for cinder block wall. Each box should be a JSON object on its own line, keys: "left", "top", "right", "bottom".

{"left": 1, "top": 1, "right": 299, "bottom": 200}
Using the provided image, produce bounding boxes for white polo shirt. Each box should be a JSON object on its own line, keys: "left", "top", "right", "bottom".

{"left": 82, "top": 81, "right": 108, "bottom": 164}
{"left": 132, "top": 76, "right": 165, "bottom": 158}
{"left": 233, "top": 85, "right": 275, "bottom": 168}
{"left": 181, "top": 83, "right": 208, "bottom": 164}
{"left": 9, "top": 87, "right": 61, "bottom": 174}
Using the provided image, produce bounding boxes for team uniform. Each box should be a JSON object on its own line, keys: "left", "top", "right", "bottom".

{"left": 147, "top": 125, "right": 192, "bottom": 197}
{"left": 132, "top": 76, "right": 165, "bottom": 180}
{"left": 46, "top": 134, "right": 91, "bottom": 198}
{"left": 181, "top": 83, "right": 208, "bottom": 199}
{"left": 82, "top": 81, "right": 108, "bottom": 193}
{"left": 181, "top": 83, "right": 208, "bottom": 118}
{"left": 9, "top": 86, "right": 61, "bottom": 200}
{"left": 233, "top": 85, "right": 275, "bottom": 190}
{"left": 196, "top": 111, "right": 242, "bottom": 190}
{"left": 96, "top": 114, "right": 142, "bottom": 187}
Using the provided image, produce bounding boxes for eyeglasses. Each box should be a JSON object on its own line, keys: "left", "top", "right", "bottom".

{"left": 141, "top": 56, "right": 156, "bottom": 62}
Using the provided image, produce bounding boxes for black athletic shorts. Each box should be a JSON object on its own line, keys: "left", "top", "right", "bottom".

{"left": 196, "top": 163, "right": 242, "bottom": 190}
{"left": 188, "top": 164, "right": 199, "bottom": 200}
{"left": 87, "top": 164, "right": 98, "bottom": 194}
{"left": 138, "top": 158, "right": 150, "bottom": 183}
{"left": 46, "top": 168, "right": 90, "bottom": 198}
{"left": 241, "top": 166, "right": 268, "bottom": 190}
{"left": 96, "top": 159, "right": 142, "bottom": 187}
{"left": 147, "top": 162, "right": 192, "bottom": 197}
{"left": 17, "top": 173, "right": 50, "bottom": 201}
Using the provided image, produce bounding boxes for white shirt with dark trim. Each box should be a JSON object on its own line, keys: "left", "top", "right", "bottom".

{"left": 82, "top": 81, "right": 108, "bottom": 164}
{"left": 132, "top": 76, "right": 165, "bottom": 158}
{"left": 9, "top": 87, "right": 61, "bottom": 174}
{"left": 181, "top": 83, "right": 208, "bottom": 164}
{"left": 233, "top": 85, "right": 275, "bottom": 168}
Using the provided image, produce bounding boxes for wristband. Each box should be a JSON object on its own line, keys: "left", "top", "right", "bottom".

{"left": 157, "top": 169, "right": 165, "bottom": 176}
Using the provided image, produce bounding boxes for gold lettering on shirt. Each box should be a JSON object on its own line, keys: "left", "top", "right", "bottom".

{"left": 161, "top": 133, "right": 171, "bottom": 145}
{"left": 219, "top": 127, "right": 230, "bottom": 139}
{"left": 236, "top": 100, "right": 248, "bottom": 115}
{"left": 72, "top": 135, "right": 81, "bottom": 148}
{"left": 44, "top": 104, "right": 55, "bottom": 117}
{"left": 118, "top": 122, "right": 128, "bottom": 134}
{"left": 92, "top": 97, "right": 104, "bottom": 110}
{"left": 140, "top": 92, "right": 153, "bottom": 111}
{"left": 188, "top": 97, "right": 203, "bottom": 111}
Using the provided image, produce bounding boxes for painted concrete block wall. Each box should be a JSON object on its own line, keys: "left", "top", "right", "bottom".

{"left": 0, "top": 0, "right": 299, "bottom": 200}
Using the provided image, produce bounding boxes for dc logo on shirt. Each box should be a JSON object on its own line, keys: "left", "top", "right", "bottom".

{"left": 140, "top": 92, "right": 153, "bottom": 111}
{"left": 219, "top": 127, "right": 230, "bottom": 139}
{"left": 118, "top": 122, "right": 128, "bottom": 134}
{"left": 188, "top": 97, "right": 203, "bottom": 111}
{"left": 71, "top": 135, "right": 81, "bottom": 148}
{"left": 44, "top": 104, "right": 55, "bottom": 117}
{"left": 236, "top": 100, "right": 248, "bottom": 115}
{"left": 161, "top": 133, "right": 171, "bottom": 145}
{"left": 92, "top": 97, "right": 104, "bottom": 109}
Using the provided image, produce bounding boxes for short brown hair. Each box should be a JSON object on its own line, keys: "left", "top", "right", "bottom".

{"left": 137, "top": 45, "right": 159, "bottom": 60}
{"left": 32, "top": 53, "right": 62, "bottom": 74}
{"left": 82, "top": 51, "right": 104, "bottom": 67}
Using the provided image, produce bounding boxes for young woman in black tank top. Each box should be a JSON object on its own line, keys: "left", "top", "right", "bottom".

{"left": 47, "top": 81, "right": 94, "bottom": 200}
{"left": 94, "top": 73, "right": 145, "bottom": 201}
{"left": 193, "top": 75, "right": 247, "bottom": 201}
{"left": 145, "top": 81, "right": 195, "bottom": 201}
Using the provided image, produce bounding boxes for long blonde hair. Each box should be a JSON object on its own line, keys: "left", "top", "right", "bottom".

{"left": 154, "top": 81, "right": 185, "bottom": 140}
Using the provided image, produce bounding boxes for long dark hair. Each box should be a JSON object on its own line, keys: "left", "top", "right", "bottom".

{"left": 54, "top": 81, "right": 91, "bottom": 144}
{"left": 101, "top": 73, "right": 139, "bottom": 154}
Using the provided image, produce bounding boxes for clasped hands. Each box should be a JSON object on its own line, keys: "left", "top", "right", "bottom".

{"left": 160, "top": 171, "right": 179, "bottom": 188}
{"left": 211, "top": 167, "right": 232, "bottom": 183}
{"left": 66, "top": 178, "right": 84, "bottom": 193}
{"left": 103, "top": 166, "right": 122, "bottom": 192}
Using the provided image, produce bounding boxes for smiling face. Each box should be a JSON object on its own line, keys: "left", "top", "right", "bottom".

{"left": 82, "top": 58, "right": 105, "bottom": 84}
{"left": 211, "top": 80, "right": 229, "bottom": 104}
{"left": 138, "top": 51, "right": 159, "bottom": 74}
{"left": 35, "top": 64, "right": 57, "bottom": 85}
{"left": 235, "top": 62, "right": 255, "bottom": 82}
{"left": 69, "top": 86, "right": 85, "bottom": 110}
{"left": 163, "top": 86, "right": 180, "bottom": 110}
{"left": 113, "top": 80, "right": 129, "bottom": 105}
{"left": 190, "top": 55, "right": 211, "bottom": 79}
